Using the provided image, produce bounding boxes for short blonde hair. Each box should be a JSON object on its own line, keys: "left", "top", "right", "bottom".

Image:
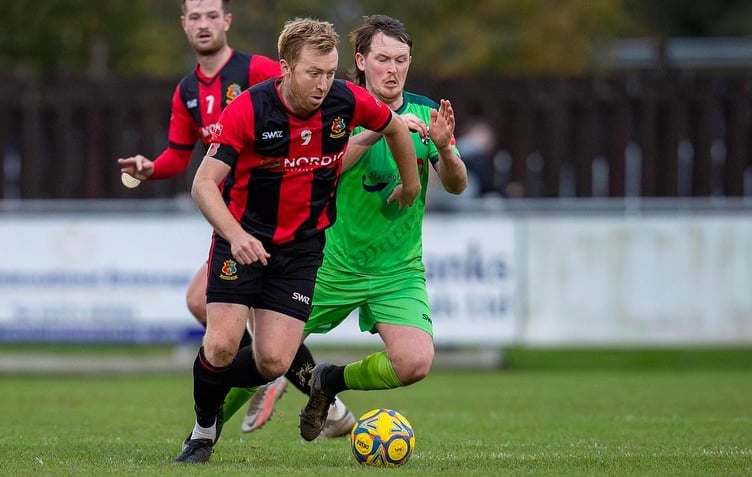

{"left": 278, "top": 18, "right": 339, "bottom": 66}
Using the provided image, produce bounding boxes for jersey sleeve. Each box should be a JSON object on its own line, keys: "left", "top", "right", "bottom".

{"left": 151, "top": 147, "right": 194, "bottom": 179}
{"left": 347, "top": 81, "right": 392, "bottom": 133}
{"left": 165, "top": 84, "right": 199, "bottom": 148}
{"left": 248, "top": 54, "right": 281, "bottom": 86}
{"left": 209, "top": 91, "right": 254, "bottom": 167}
{"left": 151, "top": 85, "right": 198, "bottom": 179}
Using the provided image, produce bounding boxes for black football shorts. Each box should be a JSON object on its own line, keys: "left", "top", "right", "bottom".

{"left": 206, "top": 232, "right": 325, "bottom": 322}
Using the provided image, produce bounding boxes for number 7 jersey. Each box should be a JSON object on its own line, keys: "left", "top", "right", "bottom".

{"left": 170, "top": 50, "right": 280, "bottom": 150}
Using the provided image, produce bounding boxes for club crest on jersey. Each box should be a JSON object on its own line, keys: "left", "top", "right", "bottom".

{"left": 329, "top": 117, "right": 347, "bottom": 139}
{"left": 220, "top": 259, "right": 238, "bottom": 280}
{"left": 226, "top": 83, "right": 242, "bottom": 104}
{"left": 418, "top": 157, "right": 426, "bottom": 175}
{"left": 186, "top": 98, "right": 198, "bottom": 109}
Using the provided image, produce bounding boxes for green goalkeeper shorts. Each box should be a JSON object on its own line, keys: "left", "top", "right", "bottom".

{"left": 305, "top": 265, "right": 433, "bottom": 336}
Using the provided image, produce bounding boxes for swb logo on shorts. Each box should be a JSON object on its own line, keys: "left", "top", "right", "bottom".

{"left": 292, "top": 292, "right": 310, "bottom": 305}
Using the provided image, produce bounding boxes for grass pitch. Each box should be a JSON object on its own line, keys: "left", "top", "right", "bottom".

{"left": 2, "top": 347, "right": 751, "bottom": 476}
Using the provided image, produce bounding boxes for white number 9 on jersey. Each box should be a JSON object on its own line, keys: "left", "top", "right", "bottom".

{"left": 301, "top": 129, "right": 312, "bottom": 146}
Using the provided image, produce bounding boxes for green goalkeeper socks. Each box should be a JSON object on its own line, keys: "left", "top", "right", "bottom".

{"left": 343, "top": 351, "right": 403, "bottom": 390}
{"left": 222, "top": 387, "right": 257, "bottom": 421}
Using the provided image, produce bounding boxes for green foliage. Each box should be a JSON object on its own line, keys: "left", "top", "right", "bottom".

{"left": 624, "top": 0, "right": 752, "bottom": 37}
{"left": 405, "top": 0, "right": 628, "bottom": 76}
{"left": 1, "top": 361, "right": 751, "bottom": 476}
{"left": 219, "top": 0, "right": 630, "bottom": 76}
{"left": 0, "top": 0, "right": 179, "bottom": 79}
{"left": 3, "top": 0, "right": 752, "bottom": 79}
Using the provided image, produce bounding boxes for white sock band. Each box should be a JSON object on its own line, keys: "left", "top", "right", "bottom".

{"left": 190, "top": 419, "right": 216, "bottom": 441}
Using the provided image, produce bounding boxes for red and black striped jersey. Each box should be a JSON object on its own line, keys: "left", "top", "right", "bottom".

{"left": 151, "top": 50, "right": 280, "bottom": 179}
{"left": 208, "top": 78, "right": 392, "bottom": 246}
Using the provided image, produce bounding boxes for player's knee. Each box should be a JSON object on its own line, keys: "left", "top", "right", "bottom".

{"left": 407, "top": 351, "right": 434, "bottom": 384}
{"left": 391, "top": 346, "right": 434, "bottom": 385}
{"left": 255, "top": 355, "right": 288, "bottom": 380}
{"left": 202, "top": 339, "right": 237, "bottom": 367}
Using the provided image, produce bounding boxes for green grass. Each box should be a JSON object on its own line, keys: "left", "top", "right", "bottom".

{"left": 2, "top": 349, "right": 751, "bottom": 476}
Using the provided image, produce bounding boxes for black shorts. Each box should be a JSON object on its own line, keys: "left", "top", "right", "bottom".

{"left": 206, "top": 232, "right": 325, "bottom": 322}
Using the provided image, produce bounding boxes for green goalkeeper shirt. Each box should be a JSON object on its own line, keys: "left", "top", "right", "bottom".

{"left": 320, "top": 91, "right": 460, "bottom": 276}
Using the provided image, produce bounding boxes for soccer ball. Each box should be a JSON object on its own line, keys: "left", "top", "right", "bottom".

{"left": 350, "top": 408, "right": 415, "bottom": 467}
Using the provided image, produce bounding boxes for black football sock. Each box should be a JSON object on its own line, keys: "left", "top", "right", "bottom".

{"left": 239, "top": 328, "right": 252, "bottom": 349}
{"left": 285, "top": 344, "right": 317, "bottom": 395}
{"left": 225, "top": 344, "right": 270, "bottom": 388}
{"left": 320, "top": 364, "right": 347, "bottom": 397}
{"left": 192, "top": 346, "right": 232, "bottom": 426}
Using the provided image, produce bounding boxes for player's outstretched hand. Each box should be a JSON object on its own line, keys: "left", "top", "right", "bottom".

{"left": 117, "top": 155, "right": 155, "bottom": 181}
{"left": 401, "top": 113, "right": 429, "bottom": 142}
{"left": 429, "top": 99, "right": 455, "bottom": 149}
{"left": 387, "top": 182, "right": 420, "bottom": 210}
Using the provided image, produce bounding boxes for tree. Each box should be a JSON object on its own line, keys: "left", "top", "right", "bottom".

{"left": 624, "top": 0, "right": 752, "bottom": 37}
{"left": 0, "top": 0, "right": 182, "bottom": 79}
{"left": 3, "top": 0, "right": 752, "bottom": 80}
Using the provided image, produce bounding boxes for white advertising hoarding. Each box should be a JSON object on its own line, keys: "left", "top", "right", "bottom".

{"left": 0, "top": 214, "right": 211, "bottom": 342}
{"left": 523, "top": 216, "right": 752, "bottom": 345}
{"left": 0, "top": 213, "right": 518, "bottom": 346}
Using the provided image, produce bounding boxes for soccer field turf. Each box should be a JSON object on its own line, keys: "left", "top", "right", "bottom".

{"left": 2, "top": 349, "right": 751, "bottom": 476}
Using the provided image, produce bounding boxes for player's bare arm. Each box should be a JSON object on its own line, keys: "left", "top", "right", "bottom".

{"left": 431, "top": 99, "right": 467, "bottom": 194}
{"left": 192, "top": 154, "right": 270, "bottom": 266}
{"left": 381, "top": 112, "right": 421, "bottom": 209}
{"left": 342, "top": 130, "right": 382, "bottom": 171}
{"left": 343, "top": 112, "right": 430, "bottom": 173}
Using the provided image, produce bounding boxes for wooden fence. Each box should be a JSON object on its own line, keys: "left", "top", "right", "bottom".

{"left": 1, "top": 72, "right": 751, "bottom": 199}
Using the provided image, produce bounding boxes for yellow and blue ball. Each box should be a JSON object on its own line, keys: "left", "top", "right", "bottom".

{"left": 350, "top": 408, "right": 415, "bottom": 467}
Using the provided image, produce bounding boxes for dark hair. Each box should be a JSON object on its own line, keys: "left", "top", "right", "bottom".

{"left": 181, "top": 0, "right": 230, "bottom": 14}
{"left": 348, "top": 14, "right": 412, "bottom": 86}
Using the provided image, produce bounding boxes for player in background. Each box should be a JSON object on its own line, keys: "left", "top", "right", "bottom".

{"left": 298, "top": 14, "right": 467, "bottom": 441}
{"left": 116, "top": 0, "right": 353, "bottom": 438}
{"left": 173, "top": 17, "right": 421, "bottom": 463}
